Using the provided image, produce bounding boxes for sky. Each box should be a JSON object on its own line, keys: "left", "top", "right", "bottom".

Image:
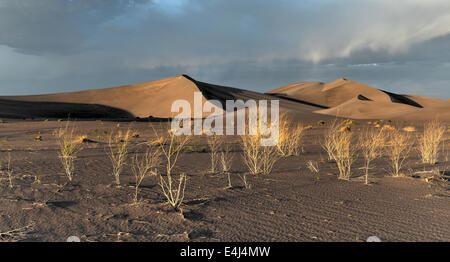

{"left": 1, "top": 0, "right": 450, "bottom": 98}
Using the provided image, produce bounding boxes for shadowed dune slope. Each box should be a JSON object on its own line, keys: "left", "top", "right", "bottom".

{"left": 0, "top": 75, "right": 331, "bottom": 121}
{"left": 268, "top": 78, "right": 450, "bottom": 121}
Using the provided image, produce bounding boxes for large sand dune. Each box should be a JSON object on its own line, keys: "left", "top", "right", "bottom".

{"left": 267, "top": 78, "right": 450, "bottom": 121}
{"left": 0, "top": 75, "right": 328, "bottom": 121}
{"left": 1, "top": 75, "right": 447, "bottom": 121}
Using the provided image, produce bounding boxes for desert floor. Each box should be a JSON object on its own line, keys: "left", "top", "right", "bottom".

{"left": 0, "top": 120, "right": 449, "bottom": 242}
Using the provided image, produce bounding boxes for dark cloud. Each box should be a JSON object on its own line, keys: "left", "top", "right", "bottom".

{"left": 0, "top": 0, "right": 449, "bottom": 98}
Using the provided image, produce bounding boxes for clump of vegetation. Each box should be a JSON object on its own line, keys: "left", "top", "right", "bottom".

{"left": 131, "top": 145, "right": 161, "bottom": 205}
{"left": 107, "top": 129, "right": 131, "bottom": 187}
{"left": 322, "top": 120, "right": 355, "bottom": 180}
{"left": 358, "top": 127, "right": 385, "bottom": 184}
{"left": 131, "top": 131, "right": 140, "bottom": 138}
{"left": 382, "top": 124, "right": 396, "bottom": 131}
{"left": 385, "top": 128, "right": 413, "bottom": 177}
{"left": 418, "top": 120, "right": 446, "bottom": 164}
{"left": 34, "top": 132, "right": 42, "bottom": 141}
{"left": 240, "top": 125, "right": 279, "bottom": 176}
{"left": 156, "top": 128, "right": 190, "bottom": 210}
{"left": 239, "top": 173, "right": 251, "bottom": 189}
{"left": 34, "top": 170, "right": 43, "bottom": 184}
{"left": 277, "top": 114, "right": 305, "bottom": 156}
{"left": 220, "top": 144, "right": 234, "bottom": 188}
{"left": 56, "top": 123, "right": 82, "bottom": 182}
{"left": 306, "top": 160, "right": 320, "bottom": 180}
{"left": 207, "top": 134, "right": 223, "bottom": 173}
{"left": 2, "top": 153, "right": 14, "bottom": 189}
{"left": 342, "top": 119, "right": 357, "bottom": 126}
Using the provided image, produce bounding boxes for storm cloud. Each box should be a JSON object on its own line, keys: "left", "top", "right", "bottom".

{"left": 0, "top": 0, "right": 449, "bottom": 98}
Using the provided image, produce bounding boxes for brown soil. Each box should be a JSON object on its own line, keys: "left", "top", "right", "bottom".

{"left": 0, "top": 120, "right": 449, "bottom": 242}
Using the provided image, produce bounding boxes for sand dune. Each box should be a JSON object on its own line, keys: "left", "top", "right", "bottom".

{"left": 268, "top": 78, "right": 450, "bottom": 121}
{"left": 0, "top": 75, "right": 328, "bottom": 121}
{"left": 315, "top": 97, "right": 419, "bottom": 120}
{"left": 268, "top": 78, "right": 392, "bottom": 108}
{"left": 1, "top": 75, "right": 446, "bottom": 121}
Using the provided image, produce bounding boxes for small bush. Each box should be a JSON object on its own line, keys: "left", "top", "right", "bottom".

{"left": 2, "top": 153, "right": 13, "bottom": 189}
{"left": 220, "top": 144, "right": 234, "bottom": 188}
{"left": 385, "top": 128, "right": 413, "bottom": 177}
{"left": 358, "top": 127, "right": 385, "bottom": 184}
{"left": 106, "top": 129, "right": 131, "bottom": 186}
{"left": 207, "top": 135, "right": 223, "bottom": 172}
{"left": 418, "top": 120, "right": 446, "bottom": 164}
{"left": 322, "top": 120, "right": 355, "bottom": 180}
{"left": 131, "top": 145, "right": 160, "bottom": 205}
{"left": 155, "top": 128, "right": 191, "bottom": 209}
{"left": 56, "top": 122, "right": 82, "bottom": 182}
{"left": 277, "top": 114, "right": 305, "bottom": 156}
{"left": 241, "top": 132, "right": 279, "bottom": 176}
{"left": 306, "top": 160, "right": 320, "bottom": 180}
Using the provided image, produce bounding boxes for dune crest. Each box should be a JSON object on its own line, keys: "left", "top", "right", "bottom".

{"left": 0, "top": 75, "right": 329, "bottom": 120}
{"left": 267, "top": 78, "right": 450, "bottom": 121}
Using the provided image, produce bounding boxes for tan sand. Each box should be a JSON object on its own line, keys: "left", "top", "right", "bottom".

{"left": 0, "top": 75, "right": 330, "bottom": 121}
{"left": 268, "top": 78, "right": 450, "bottom": 121}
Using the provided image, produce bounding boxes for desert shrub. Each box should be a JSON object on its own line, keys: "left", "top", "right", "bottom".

{"left": 385, "top": 128, "right": 413, "bottom": 177}
{"left": 418, "top": 120, "right": 446, "bottom": 164}
{"left": 56, "top": 123, "right": 82, "bottom": 182}
{"left": 107, "top": 129, "right": 131, "bottom": 186}
{"left": 358, "top": 127, "right": 385, "bottom": 184}
{"left": 239, "top": 173, "right": 251, "bottom": 189}
{"left": 2, "top": 153, "right": 14, "bottom": 189}
{"left": 277, "top": 114, "right": 305, "bottom": 156}
{"left": 220, "top": 144, "right": 234, "bottom": 188}
{"left": 240, "top": 131, "right": 279, "bottom": 176}
{"left": 342, "top": 119, "right": 357, "bottom": 126}
{"left": 131, "top": 145, "right": 161, "bottom": 205}
{"left": 207, "top": 135, "right": 223, "bottom": 173}
{"left": 156, "top": 129, "right": 190, "bottom": 209}
{"left": 34, "top": 133, "right": 42, "bottom": 141}
{"left": 322, "top": 120, "right": 355, "bottom": 180}
{"left": 261, "top": 144, "right": 280, "bottom": 175}
{"left": 321, "top": 121, "right": 337, "bottom": 161}
{"left": 306, "top": 160, "right": 320, "bottom": 180}
{"left": 240, "top": 132, "right": 261, "bottom": 175}
{"left": 34, "top": 171, "right": 43, "bottom": 185}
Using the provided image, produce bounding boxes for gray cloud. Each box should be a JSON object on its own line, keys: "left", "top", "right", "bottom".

{"left": 0, "top": 0, "right": 449, "bottom": 98}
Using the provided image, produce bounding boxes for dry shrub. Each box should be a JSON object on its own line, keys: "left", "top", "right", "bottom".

{"left": 240, "top": 128, "right": 279, "bottom": 176}
{"left": 418, "top": 120, "right": 446, "bottom": 164}
{"left": 306, "top": 160, "right": 320, "bottom": 180}
{"left": 107, "top": 129, "right": 131, "bottom": 186}
{"left": 358, "top": 127, "right": 385, "bottom": 184}
{"left": 322, "top": 120, "right": 355, "bottom": 180}
{"left": 56, "top": 122, "right": 82, "bottom": 182}
{"left": 207, "top": 134, "right": 223, "bottom": 173}
{"left": 385, "top": 128, "right": 413, "bottom": 177}
{"left": 241, "top": 132, "right": 261, "bottom": 175}
{"left": 156, "top": 128, "right": 190, "bottom": 209}
{"left": 277, "top": 114, "right": 305, "bottom": 156}
{"left": 2, "top": 152, "right": 14, "bottom": 189}
{"left": 220, "top": 144, "right": 234, "bottom": 188}
{"left": 131, "top": 145, "right": 161, "bottom": 205}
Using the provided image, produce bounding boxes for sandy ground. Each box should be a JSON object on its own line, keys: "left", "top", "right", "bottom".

{"left": 0, "top": 120, "right": 449, "bottom": 242}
